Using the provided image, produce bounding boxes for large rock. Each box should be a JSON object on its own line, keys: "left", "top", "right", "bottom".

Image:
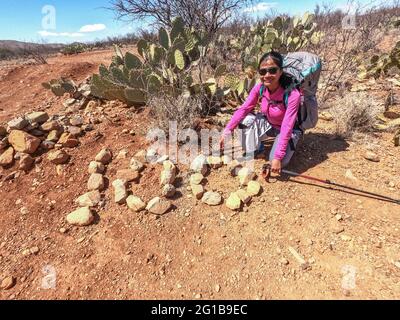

{"left": 66, "top": 207, "right": 94, "bottom": 226}
{"left": 58, "top": 133, "right": 79, "bottom": 148}
{"left": 191, "top": 184, "right": 204, "bottom": 200}
{"left": 130, "top": 158, "right": 144, "bottom": 172}
{"left": 116, "top": 169, "right": 140, "bottom": 182}
{"left": 40, "top": 121, "right": 62, "bottom": 132}
{"left": 19, "top": 154, "right": 34, "bottom": 171}
{"left": 26, "top": 112, "right": 49, "bottom": 124}
{"left": 87, "top": 173, "right": 105, "bottom": 191}
{"left": 191, "top": 154, "right": 208, "bottom": 175}
{"left": 235, "top": 189, "right": 252, "bottom": 205}
{"left": 95, "top": 148, "right": 113, "bottom": 165}
{"left": 67, "top": 126, "right": 82, "bottom": 137}
{"left": 112, "top": 179, "right": 128, "bottom": 204}
{"left": 162, "top": 184, "right": 176, "bottom": 198}
{"left": 48, "top": 150, "right": 70, "bottom": 164}
{"left": 146, "top": 197, "right": 172, "bottom": 215}
{"left": 8, "top": 117, "right": 28, "bottom": 130}
{"left": 0, "top": 147, "right": 14, "bottom": 167}
{"left": 47, "top": 130, "right": 62, "bottom": 142}
{"left": 238, "top": 167, "right": 256, "bottom": 186}
{"left": 69, "top": 116, "right": 83, "bottom": 127}
{"left": 201, "top": 191, "right": 222, "bottom": 206}
{"left": 207, "top": 156, "right": 223, "bottom": 169}
{"left": 8, "top": 130, "right": 41, "bottom": 154}
{"left": 226, "top": 193, "right": 242, "bottom": 211}
{"left": 88, "top": 161, "right": 105, "bottom": 174}
{"left": 247, "top": 181, "right": 261, "bottom": 196}
{"left": 190, "top": 173, "right": 204, "bottom": 185}
{"left": 228, "top": 160, "right": 243, "bottom": 176}
{"left": 163, "top": 160, "right": 176, "bottom": 173}
{"left": 160, "top": 169, "right": 176, "bottom": 186}
{"left": 75, "top": 190, "right": 101, "bottom": 207}
{"left": 126, "top": 195, "right": 146, "bottom": 212}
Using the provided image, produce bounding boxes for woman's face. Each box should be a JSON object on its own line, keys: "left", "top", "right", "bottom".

{"left": 259, "top": 58, "right": 282, "bottom": 88}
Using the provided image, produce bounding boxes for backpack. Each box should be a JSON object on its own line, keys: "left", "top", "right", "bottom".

{"left": 259, "top": 52, "right": 322, "bottom": 132}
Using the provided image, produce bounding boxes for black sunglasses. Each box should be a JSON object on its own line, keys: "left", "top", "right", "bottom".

{"left": 259, "top": 67, "right": 280, "bottom": 76}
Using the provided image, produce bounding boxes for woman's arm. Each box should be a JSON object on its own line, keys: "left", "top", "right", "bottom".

{"left": 223, "top": 82, "right": 262, "bottom": 135}
{"left": 273, "top": 89, "right": 301, "bottom": 160}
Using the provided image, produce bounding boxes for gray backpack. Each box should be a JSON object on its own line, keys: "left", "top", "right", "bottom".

{"left": 260, "top": 52, "right": 322, "bottom": 131}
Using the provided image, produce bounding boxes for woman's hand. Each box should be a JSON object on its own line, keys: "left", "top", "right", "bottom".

{"left": 271, "top": 159, "right": 282, "bottom": 175}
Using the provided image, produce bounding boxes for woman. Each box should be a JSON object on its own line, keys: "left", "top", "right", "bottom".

{"left": 220, "top": 51, "right": 303, "bottom": 175}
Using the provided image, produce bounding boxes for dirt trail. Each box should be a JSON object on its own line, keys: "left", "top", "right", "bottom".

{"left": 0, "top": 49, "right": 399, "bottom": 300}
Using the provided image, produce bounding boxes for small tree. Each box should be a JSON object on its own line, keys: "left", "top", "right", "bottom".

{"left": 110, "top": 0, "right": 251, "bottom": 37}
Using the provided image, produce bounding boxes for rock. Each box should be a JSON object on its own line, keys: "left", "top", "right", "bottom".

{"left": 75, "top": 190, "right": 101, "bottom": 207}
{"left": 207, "top": 156, "right": 223, "bottom": 169}
{"left": 1, "top": 276, "right": 16, "bottom": 290}
{"left": 82, "top": 124, "right": 94, "bottom": 132}
{"left": 41, "top": 140, "right": 55, "bottom": 150}
{"left": 201, "top": 191, "right": 222, "bottom": 206}
{"left": 116, "top": 169, "right": 140, "bottom": 182}
{"left": 26, "top": 112, "right": 49, "bottom": 124}
{"left": 48, "top": 150, "right": 70, "bottom": 164}
{"left": 67, "top": 126, "right": 82, "bottom": 137}
{"left": 160, "top": 170, "right": 176, "bottom": 186}
{"left": 116, "top": 149, "right": 128, "bottom": 159}
{"left": 130, "top": 158, "right": 144, "bottom": 172}
{"left": 280, "top": 258, "right": 290, "bottom": 265}
{"left": 66, "top": 207, "right": 94, "bottom": 226}
{"left": 95, "top": 148, "right": 113, "bottom": 165}
{"left": 191, "top": 184, "right": 204, "bottom": 200}
{"left": 88, "top": 161, "right": 105, "bottom": 174}
{"left": 87, "top": 173, "right": 105, "bottom": 191}
{"left": 190, "top": 173, "right": 204, "bottom": 185}
{"left": 288, "top": 246, "right": 309, "bottom": 270}
{"left": 112, "top": 179, "right": 128, "bottom": 204}
{"left": 58, "top": 133, "right": 79, "bottom": 148}
{"left": 146, "top": 149, "right": 158, "bottom": 163}
{"left": 226, "top": 193, "right": 242, "bottom": 210}
{"left": 126, "top": 195, "right": 146, "bottom": 212}
{"left": 364, "top": 151, "right": 380, "bottom": 162}
{"left": 19, "top": 154, "right": 34, "bottom": 171}
{"left": 162, "top": 184, "right": 176, "bottom": 198}
{"left": 0, "top": 137, "right": 9, "bottom": 151}
{"left": 247, "top": 181, "right": 261, "bottom": 196}
{"left": 345, "top": 169, "right": 357, "bottom": 181}
{"left": 29, "top": 129, "right": 45, "bottom": 137}
{"left": 8, "top": 130, "right": 41, "bottom": 154}
{"left": 228, "top": 160, "right": 243, "bottom": 176}
{"left": 146, "top": 197, "right": 172, "bottom": 215}
{"left": 46, "top": 129, "right": 62, "bottom": 142}
{"left": 236, "top": 189, "right": 252, "bottom": 204}
{"left": 238, "top": 167, "right": 256, "bottom": 186}
{"left": 156, "top": 155, "right": 169, "bottom": 163}
{"left": 0, "top": 147, "right": 14, "bottom": 167}
{"left": 8, "top": 117, "right": 28, "bottom": 130}
{"left": 163, "top": 160, "right": 176, "bottom": 173}
{"left": 40, "top": 121, "right": 61, "bottom": 132}
{"left": 134, "top": 150, "right": 146, "bottom": 162}
{"left": 0, "top": 125, "right": 7, "bottom": 137}
{"left": 69, "top": 116, "right": 83, "bottom": 126}
{"left": 191, "top": 154, "right": 208, "bottom": 175}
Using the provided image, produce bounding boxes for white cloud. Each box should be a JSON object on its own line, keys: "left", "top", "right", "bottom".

{"left": 38, "top": 30, "right": 84, "bottom": 37}
{"left": 79, "top": 24, "right": 106, "bottom": 33}
{"left": 243, "top": 2, "right": 278, "bottom": 13}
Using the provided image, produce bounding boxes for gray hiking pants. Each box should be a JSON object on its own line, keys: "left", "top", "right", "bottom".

{"left": 238, "top": 113, "right": 303, "bottom": 168}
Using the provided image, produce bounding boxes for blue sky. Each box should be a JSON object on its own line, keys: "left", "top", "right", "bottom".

{"left": 0, "top": 0, "right": 382, "bottom": 43}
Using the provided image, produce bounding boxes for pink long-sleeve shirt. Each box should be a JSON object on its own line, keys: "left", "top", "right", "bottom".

{"left": 224, "top": 82, "right": 301, "bottom": 161}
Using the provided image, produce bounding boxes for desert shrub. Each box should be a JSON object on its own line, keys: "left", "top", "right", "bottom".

{"left": 148, "top": 94, "right": 201, "bottom": 134}
{"left": 61, "top": 43, "right": 87, "bottom": 55}
{"left": 329, "top": 92, "right": 384, "bottom": 138}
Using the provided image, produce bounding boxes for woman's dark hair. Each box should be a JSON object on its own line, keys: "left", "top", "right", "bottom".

{"left": 258, "top": 51, "right": 295, "bottom": 92}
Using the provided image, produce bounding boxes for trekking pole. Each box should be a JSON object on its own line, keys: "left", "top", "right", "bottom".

{"left": 261, "top": 164, "right": 400, "bottom": 205}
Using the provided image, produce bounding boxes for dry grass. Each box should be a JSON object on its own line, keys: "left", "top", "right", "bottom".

{"left": 328, "top": 92, "right": 384, "bottom": 138}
